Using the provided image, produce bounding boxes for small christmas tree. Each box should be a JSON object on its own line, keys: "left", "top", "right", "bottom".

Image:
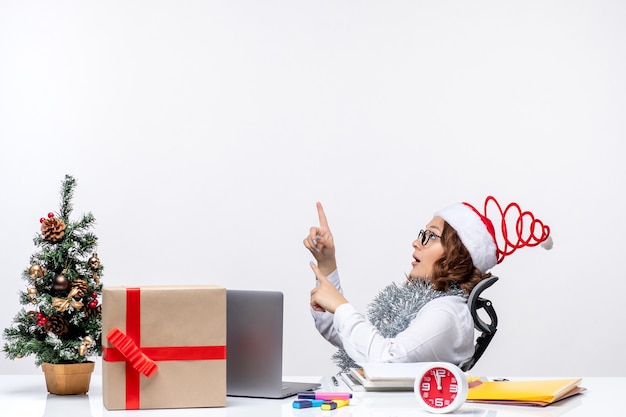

{"left": 3, "top": 175, "right": 103, "bottom": 366}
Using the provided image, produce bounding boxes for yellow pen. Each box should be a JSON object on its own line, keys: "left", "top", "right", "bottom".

{"left": 321, "top": 399, "right": 350, "bottom": 410}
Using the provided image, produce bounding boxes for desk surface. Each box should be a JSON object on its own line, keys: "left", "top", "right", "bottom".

{"left": 0, "top": 375, "right": 622, "bottom": 416}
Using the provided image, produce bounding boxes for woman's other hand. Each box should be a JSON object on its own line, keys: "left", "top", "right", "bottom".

{"left": 310, "top": 262, "right": 348, "bottom": 313}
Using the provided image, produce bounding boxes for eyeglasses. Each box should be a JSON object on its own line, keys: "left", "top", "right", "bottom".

{"left": 417, "top": 229, "right": 441, "bottom": 246}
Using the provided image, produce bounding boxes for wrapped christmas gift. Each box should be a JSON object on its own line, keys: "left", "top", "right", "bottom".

{"left": 102, "top": 285, "right": 226, "bottom": 410}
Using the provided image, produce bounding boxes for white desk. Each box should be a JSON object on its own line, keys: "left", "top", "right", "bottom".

{"left": 0, "top": 375, "right": 622, "bottom": 416}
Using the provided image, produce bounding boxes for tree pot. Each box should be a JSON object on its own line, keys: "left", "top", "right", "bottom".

{"left": 42, "top": 361, "right": 95, "bottom": 395}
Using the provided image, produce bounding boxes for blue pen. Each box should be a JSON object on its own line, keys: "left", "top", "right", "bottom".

{"left": 292, "top": 399, "right": 325, "bottom": 409}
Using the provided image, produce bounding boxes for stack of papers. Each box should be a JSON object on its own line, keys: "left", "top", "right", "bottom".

{"left": 466, "top": 378, "right": 586, "bottom": 407}
{"left": 340, "top": 368, "right": 413, "bottom": 391}
{"left": 340, "top": 363, "right": 424, "bottom": 391}
{"left": 361, "top": 362, "right": 424, "bottom": 380}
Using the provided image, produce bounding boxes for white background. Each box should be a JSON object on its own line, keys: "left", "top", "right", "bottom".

{"left": 1, "top": 1, "right": 624, "bottom": 378}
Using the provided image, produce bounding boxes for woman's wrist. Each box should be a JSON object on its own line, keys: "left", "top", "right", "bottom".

{"left": 318, "top": 259, "right": 337, "bottom": 276}
{"left": 328, "top": 297, "right": 348, "bottom": 314}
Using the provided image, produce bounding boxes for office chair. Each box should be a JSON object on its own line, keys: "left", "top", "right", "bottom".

{"left": 459, "top": 276, "right": 499, "bottom": 372}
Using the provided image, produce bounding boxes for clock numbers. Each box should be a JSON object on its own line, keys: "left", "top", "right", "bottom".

{"left": 434, "top": 369, "right": 447, "bottom": 378}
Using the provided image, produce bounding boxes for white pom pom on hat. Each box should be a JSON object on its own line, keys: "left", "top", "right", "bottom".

{"left": 434, "top": 196, "right": 552, "bottom": 273}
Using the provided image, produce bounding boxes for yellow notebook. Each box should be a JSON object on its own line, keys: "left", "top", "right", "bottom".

{"left": 466, "top": 378, "right": 584, "bottom": 406}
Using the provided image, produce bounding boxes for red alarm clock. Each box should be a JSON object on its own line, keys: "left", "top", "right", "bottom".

{"left": 414, "top": 362, "right": 468, "bottom": 414}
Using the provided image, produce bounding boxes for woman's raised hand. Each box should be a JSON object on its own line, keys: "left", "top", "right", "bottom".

{"left": 303, "top": 202, "right": 337, "bottom": 276}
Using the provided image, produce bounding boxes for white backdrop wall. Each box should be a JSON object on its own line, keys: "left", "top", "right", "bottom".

{"left": 1, "top": 1, "right": 624, "bottom": 377}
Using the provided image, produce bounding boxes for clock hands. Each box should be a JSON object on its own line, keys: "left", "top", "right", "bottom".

{"left": 433, "top": 369, "right": 443, "bottom": 390}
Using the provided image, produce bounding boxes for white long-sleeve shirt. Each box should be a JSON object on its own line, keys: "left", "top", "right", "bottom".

{"left": 311, "top": 270, "right": 475, "bottom": 365}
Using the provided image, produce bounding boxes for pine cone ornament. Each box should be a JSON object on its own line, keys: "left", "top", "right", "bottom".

{"left": 41, "top": 218, "right": 66, "bottom": 242}
{"left": 44, "top": 315, "right": 69, "bottom": 336}
{"left": 71, "top": 279, "right": 88, "bottom": 299}
{"left": 83, "top": 304, "right": 102, "bottom": 319}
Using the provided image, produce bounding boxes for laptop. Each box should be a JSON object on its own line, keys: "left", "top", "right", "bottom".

{"left": 226, "top": 289, "right": 321, "bottom": 398}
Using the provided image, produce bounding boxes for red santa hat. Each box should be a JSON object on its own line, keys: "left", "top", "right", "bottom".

{"left": 434, "top": 196, "right": 552, "bottom": 273}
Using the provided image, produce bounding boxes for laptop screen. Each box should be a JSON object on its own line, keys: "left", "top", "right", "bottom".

{"left": 226, "top": 290, "right": 285, "bottom": 397}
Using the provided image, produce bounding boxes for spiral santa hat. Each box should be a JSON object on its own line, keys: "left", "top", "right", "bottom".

{"left": 434, "top": 196, "right": 552, "bottom": 273}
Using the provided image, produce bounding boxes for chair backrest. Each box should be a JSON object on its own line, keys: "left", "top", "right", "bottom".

{"left": 459, "top": 276, "right": 499, "bottom": 372}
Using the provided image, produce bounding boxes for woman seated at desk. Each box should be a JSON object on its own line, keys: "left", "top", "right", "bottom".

{"left": 303, "top": 197, "right": 551, "bottom": 372}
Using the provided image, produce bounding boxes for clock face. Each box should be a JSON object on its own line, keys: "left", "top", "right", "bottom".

{"left": 417, "top": 366, "right": 462, "bottom": 409}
